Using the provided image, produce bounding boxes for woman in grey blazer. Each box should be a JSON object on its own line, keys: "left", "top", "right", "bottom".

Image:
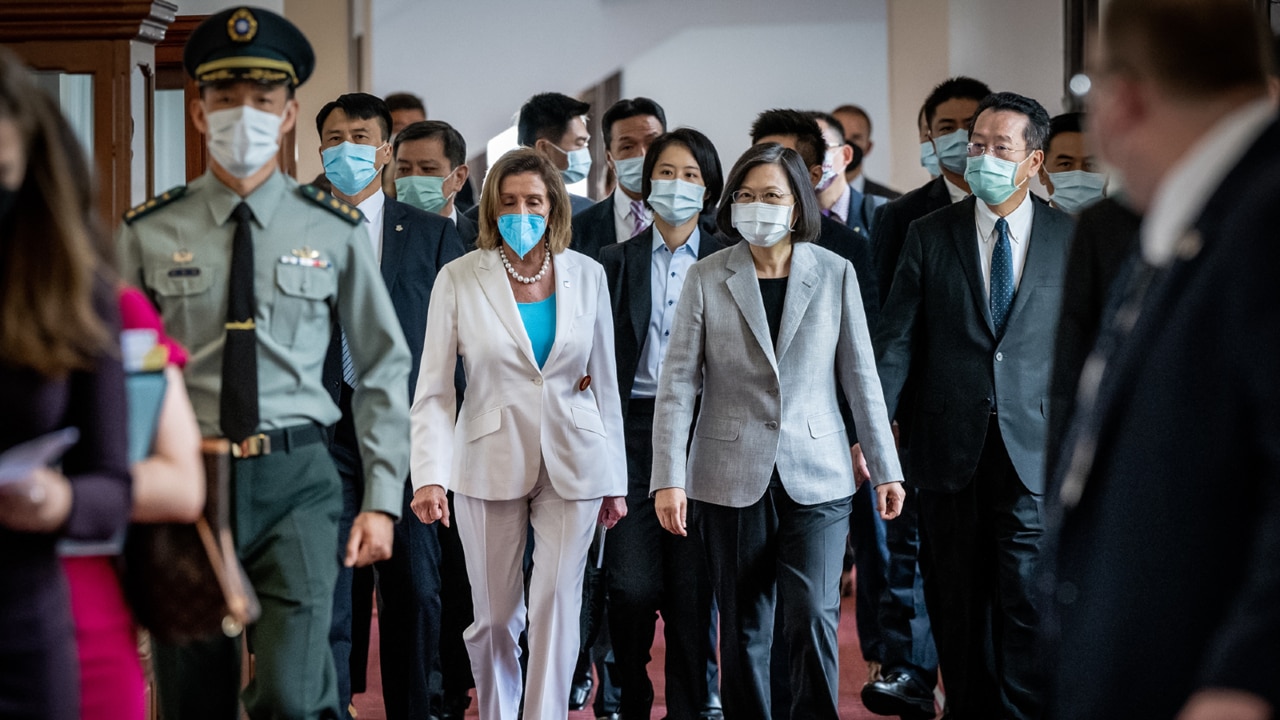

{"left": 650, "top": 143, "right": 905, "bottom": 720}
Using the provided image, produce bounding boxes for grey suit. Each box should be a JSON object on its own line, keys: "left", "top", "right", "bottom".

{"left": 652, "top": 241, "right": 901, "bottom": 720}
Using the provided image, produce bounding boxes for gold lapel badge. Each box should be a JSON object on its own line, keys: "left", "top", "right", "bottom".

{"left": 291, "top": 246, "right": 321, "bottom": 260}
{"left": 172, "top": 249, "right": 194, "bottom": 264}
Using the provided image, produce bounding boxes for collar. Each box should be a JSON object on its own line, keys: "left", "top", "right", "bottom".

{"left": 943, "top": 175, "right": 970, "bottom": 204}
{"left": 1142, "top": 98, "right": 1275, "bottom": 266}
{"left": 975, "top": 190, "right": 1034, "bottom": 244}
{"left": 613, "top": 187, "right": 650, "bottom": 221}
{"left": 449, "top": 206, "right": 458, "bottom": 224}
{"left": 652, "top": 224, "right": 701, "bottom": 256}
{"left": 829, "top": 182, "right": 852, "bottom": 224}
{"left": 203, "top": 168, "right": 288, "bottom": 227}
{"left": 850, "top": 172, "right": 866, "bottom": 194}
{"left": 357, "top": 189, "right": 386, "bottom": 225}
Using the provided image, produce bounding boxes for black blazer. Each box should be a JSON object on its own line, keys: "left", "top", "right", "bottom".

{"left": 455, "top": 209, "right": 479, "bottom": 250}
{"left": 816, "top": 215, "right": 881, "bottom": 335}
{"left": 598, "top": 227, "right": 726, "bottom": 414}
{"left": 870, "top": 176, "right": 953, "bottom": 307}
{"left": 874, "top": 197, "right": 1074, "bottom": 494}
{"left": 1044, "top": 198, "right": 1140, "bottom": 474}
{"left": 570, "top": 194, "right": 618, "bottom": 261}
{"left": 324, "top": 197, "right": 467, "bottom": 455}
{"left": 1045, "top": 119, "right": 1280, "bottom": 719}
{"left": 864, "top": 177, "right": 902, "bottom": 200}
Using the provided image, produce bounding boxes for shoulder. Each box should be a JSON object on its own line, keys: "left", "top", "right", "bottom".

{"left": 913, "top": 196, "right": 972, "bottom": 234}
{"left": 572, "top": 196, "right": 612, "bottom": 226}
{"left": 387, "top": 197, "right": 453, "bottom": 235}
{"left": 122, "top": 185, "right": 190, "bottom": 225}
{"left": 597, "top": 239, "right": 627, "bottom": 269}
{"left": 296, "top": 183, "right": 364, "bottom": 225}
{"left": 1032, "top": 201, "right": 1077, "bottom": 241}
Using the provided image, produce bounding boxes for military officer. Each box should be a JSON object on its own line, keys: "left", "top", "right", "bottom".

{"left": 116, "top": 7, "right": 412, "bottom": 719}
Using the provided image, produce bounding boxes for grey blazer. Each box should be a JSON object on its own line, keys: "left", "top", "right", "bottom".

{"left": 650, "top": 241, "right": 903, "bottom": 508}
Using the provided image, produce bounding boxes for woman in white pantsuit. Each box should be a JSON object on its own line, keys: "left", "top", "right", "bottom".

{"left": 409, "top": 148, "right": 627, "bottom": 720}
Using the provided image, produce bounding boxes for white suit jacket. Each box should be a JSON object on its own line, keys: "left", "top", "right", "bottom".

{"left": 650, "top": 241, "right": 902, "bottom": 507}
{"left": 411, "top": 247, "right": 627, "bottom": 501}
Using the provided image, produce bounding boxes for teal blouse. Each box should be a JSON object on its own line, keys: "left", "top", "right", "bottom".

{"left": 517, "top": 293, "right": 556, "bottom": 368}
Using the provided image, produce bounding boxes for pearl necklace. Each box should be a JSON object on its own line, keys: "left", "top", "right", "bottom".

{"left": 499, "top": 242, "right": 551, "bottom": 284}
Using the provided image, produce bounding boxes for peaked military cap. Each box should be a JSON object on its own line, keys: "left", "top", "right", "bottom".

{"left": 183, "top": 6, "right": 315, "bottom": 88}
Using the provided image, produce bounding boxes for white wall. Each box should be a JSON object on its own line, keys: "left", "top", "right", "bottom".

{"left": 949, "top": 0, "right": 1065, "bottom": 114}
{"left": 372, "top": 0, "right": 887, "bottom": 166}
{"left": 175, "top": 0, "right": 284, "bottom": 14}
{"left": 622, "top": 22, "right": 891, "bottom": 181}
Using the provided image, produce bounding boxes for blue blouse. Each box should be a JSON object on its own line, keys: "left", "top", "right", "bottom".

{"left": 517, "top": 293, "right": 556, "bottom": 368}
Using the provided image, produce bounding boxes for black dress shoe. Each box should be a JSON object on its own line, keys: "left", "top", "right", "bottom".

{"left": 569, "top": 673, "right": 593, "bottom": 711}
{"left": 596, "top": 714, "right": 620, "bottom": 720}
{"left": 860, "top": 671, "right": 935, "bottom": 718}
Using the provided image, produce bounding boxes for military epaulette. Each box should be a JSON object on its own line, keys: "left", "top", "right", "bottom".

{"left": 299, "top": 184, "right": 364, "bottom": 225}
{"left": 122, "top": 185, "right": 187, "bottom": 224}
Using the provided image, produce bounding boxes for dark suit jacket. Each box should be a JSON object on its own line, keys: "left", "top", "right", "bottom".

{"left": 863, "top": 177, "right": 902, "bottom": 200}
{"left": 816, "top": 215, "right": 880, "bottom": 335}
{"left": 871, "top": 176, "right": 953, "bottom": 307}
{"left": 598, "top": 227, "right": 726, "bottom": 415}
{"left": 1046, "top": 118, "right": 1280, "bottom": 720}
{"left": 841, "top": 187, "right": 890, "bottom": 243}
{"left": 570, "top": 193, "right": 619, "bottom": 262}
{"left": 324, "top": 197, "right": 467, "bottom": 465}
{"left": 874, "top": 197, "right": 1074, "bottom": 494}
{"left": 455, "top": 210, "right": 478, "bottom": 250}
{"left": 1044, "top": 198, "right": 1140, "bottom": 474}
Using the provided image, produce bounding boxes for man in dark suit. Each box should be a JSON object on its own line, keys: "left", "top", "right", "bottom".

{"left": 599, "top": 128, "right": 726, "bottom": 720}
{"left": 391, "top": 119, "right": 478, "bottom": 249}
{"left": 570, "top": 98, "right": 667, "bottom": 261}
{"left": 315, "top": 93, "right": 467, "bottom": 720}
{"left": 832, "top": 103, "right": 900, "bottom": 199}
{"left": 810, "top": 111, "right": 890, "bottom": 241}
{"left": 858, "top": 77, "right": 991, "bottom": 720}
{"left": 869, "top": 92, "right": 1072, "bottom": 720}
{"left": 1043, "top": 2, "right": 1280, "bottom": 719}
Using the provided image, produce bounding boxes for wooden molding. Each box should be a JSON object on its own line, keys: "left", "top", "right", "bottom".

{"left": 0, "top": 1, "right": 178, "bottom": 44}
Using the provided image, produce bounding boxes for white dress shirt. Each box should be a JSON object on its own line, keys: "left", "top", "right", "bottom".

{"left": 631, "top": 225, "right": 700, "bottom": 399}
{"left": 612, "top": 187, "right": 653, "bottom": 243}
{"left": 827, "top": 182, "right": 852, "bottom": 225}
{"left": 356, "top": 190, "right": 386, "bottom": 263}
{"left": 448, "top": 206, "right": 458, "bottom": 225}
{"left": 944, "top": 175, "right": 970, "bottom": 204}
{"left": 975, "top": 190, "right": 1034, "bottom": 299}
{"left": 1142, "top": 98, "right": 1275, "bottom": 267}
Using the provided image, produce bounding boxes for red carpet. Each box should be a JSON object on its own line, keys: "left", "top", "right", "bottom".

{"left": 351, "top": 587, "right": 912, "bottom": 719}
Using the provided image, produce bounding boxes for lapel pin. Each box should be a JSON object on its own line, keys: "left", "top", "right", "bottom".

{"left": 578, "top": 375, "right": 591, "bottom": 392}
{"left": 396, "top": 224, "right": 404, "bottom": 232}
{"left": 292, "top": 246, "right": 320, "bottom": 260}
{"left": 172, "top": 249, "right": 194, "bottom": 264}
{"left": 1176, "top": 230, "right": 1202, "bottom": 260}
{"left": 563, "top": 280, "right": 571, "bottom": 288}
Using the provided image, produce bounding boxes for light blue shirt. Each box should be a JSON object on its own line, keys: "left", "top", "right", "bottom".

{"left": 517, "top": 293, "right": 556, "bottom": 369}
{"left": 632, "top": 226, "right": 700, "bottom": 398}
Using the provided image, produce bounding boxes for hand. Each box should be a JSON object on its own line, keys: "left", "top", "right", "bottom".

{"left": 654, "top": 488, "right": 688, "bottom": 536}
{"left": 0, "top": 467, "right": 73, "bottom": 534}
{"left": 410, "top": 484, "right": 450, "bottom": 527}
{"left": 598, "top": 496, "right": 627, "bottom": 529}
{"left": 851, "top": 443, "right": 871, "bottom": 489}
{"left": 875, "top": 481, "right": 906, "bottom": 521}
{"left": 344, "top": 511, "right": 394, "bottom": 567}
{"left": 1177, "top": 689, "right": 1272, "bottom": 720}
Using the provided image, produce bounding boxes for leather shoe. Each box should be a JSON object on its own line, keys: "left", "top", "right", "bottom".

{"left": 569, "top": 673, "right": 593, "bottom": 711}
{"left": 596, "top": 715, "right": 620, "bottom": 720}
{"left": 860, "top": 671, "right": 935, "bottom": 718}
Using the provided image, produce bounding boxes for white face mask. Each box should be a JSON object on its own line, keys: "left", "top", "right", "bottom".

{"left": 731, "top": 202, "right": 793, "bottom": 248}
{"left": 205, "top": 105, "right": 284, "bottom": 178}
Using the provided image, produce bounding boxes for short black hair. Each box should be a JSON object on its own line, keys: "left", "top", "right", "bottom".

{"left": 807, "top": 111, "right": 846, "bottom": 144}
{"left": 315, "top": 92, "right": 391, "bottom": 141}
{"left": 393, "top": 120, "right": 467, "bottom": 169}
{"left": 641, "top": 127, "right": 724, "bottom": 216}
{"left": 832, "top": 104, "right": 872, "bottom": 136}
{"left": 972, "top": 91, "right": 1052, "bottom": 151}
{"left": 384, "top": 92, "right": 426, "bottom": 116}
{"left": 749, "top": 109, "right": 826, "bottom": 168}
{"left": 923, "top": 76, "right": 993, "bottom": 127}
{"left": 518, "top": 92, "right": 591, "bottom": 147}
{"left": 1047, "top": 112, "right": 1084, "bottom": 152}
{"left": 717, "top": 143, "right": 821, "bottom": 245}
{"left": 602, "top": 97, "right": 667, "bottom": 149}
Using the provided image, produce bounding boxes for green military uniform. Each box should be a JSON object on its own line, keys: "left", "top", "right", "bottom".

{"left": 116, "top": 7, "right": 411, "bottom": 719}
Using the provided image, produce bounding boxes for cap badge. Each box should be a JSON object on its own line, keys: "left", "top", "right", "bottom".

{"left": 227, "top": 8, "right": 258, "bottom": 43}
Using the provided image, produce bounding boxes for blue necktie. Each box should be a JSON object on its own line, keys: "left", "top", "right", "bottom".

{"left": 990, "top": 217, "right": 1014, "bottom": 336}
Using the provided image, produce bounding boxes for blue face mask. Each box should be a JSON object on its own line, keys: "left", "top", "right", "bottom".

{"left": 920, "top": 140, "right": 941, "bottom": 177}
{"left": 647, "top": 178, "right": 705, "bottom": 225}
{"left": 613, "top": 155, "right": 645, "bottom": 193}
{"left": 552, "top": 145, "right": 592, "bottom": 185}
{"left": 497, "top": 213, "right": 547, "bottom": 259}
{"left": 964, "top": 153, "right": 1030, "bottom": 206}
{"left": 322, "top": 141, "right": 384, "bottom": 196}
{"left": 1048, "top": 170, "right": 1107, "bottom": 214}
{"left": 933, "top": 130, "right": 970, "bottom": 174}
{"left": 395, "top": 175, "right": 452, "bottom": 215}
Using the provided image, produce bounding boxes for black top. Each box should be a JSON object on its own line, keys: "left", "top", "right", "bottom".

{"left": 758, "top": 276, "right": 788, "bottom": 348}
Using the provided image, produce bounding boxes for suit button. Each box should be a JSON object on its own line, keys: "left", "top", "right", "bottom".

{"left": 1057, "top": 581, "right": 1079, "bottom": 605}
{"left": 996, "top": 351, "right": 1004, "bottom": 362}
{"left": 765, "top": 420, "right": 778, "bottom": 430}
{"left": 769, "top": 388, "right": 779, "bottom": 396}
{"left": 533, "top": 378, "right": 543, "bottom": 386}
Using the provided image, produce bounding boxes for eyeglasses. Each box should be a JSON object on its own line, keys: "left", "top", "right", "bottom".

{"left": 731, "top": 190, "right": 793, "bottom": 205}
{"left": 966, "top": 142, "right": 1028, "bottom": 161}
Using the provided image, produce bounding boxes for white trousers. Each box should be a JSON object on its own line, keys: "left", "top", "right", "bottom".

{"left": 454, "top": 463, "right": 601, "bottom": 720}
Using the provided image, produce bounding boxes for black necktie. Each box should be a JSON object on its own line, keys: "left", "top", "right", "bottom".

{"left": 221, "top": 202, "right": 259, "bottom": 441}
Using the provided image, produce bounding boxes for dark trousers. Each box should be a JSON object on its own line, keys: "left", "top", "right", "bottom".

{"left": 877, "top": 484, "right": 938, "bottom": 684}
{"left": 154, "top": 441, "right": 343, "bottom": 720}
{"left": 850, "top": 480, "right": 889, "bottom": 664}
{"left": 918, "top": 419, "right": 1044, "bottom": 720}
{"left": 329, "top": 445, "right": 442, "bottom": 720}
{"left": 606, "top": 400, "right": 720, "bottom": 719}
{"left": 700, "top": 474, "right": 851, "bottom": 720}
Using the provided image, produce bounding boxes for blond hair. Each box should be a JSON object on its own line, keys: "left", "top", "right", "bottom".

{"left": 475, "top": 148, "right": 573, "bottom": 254}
